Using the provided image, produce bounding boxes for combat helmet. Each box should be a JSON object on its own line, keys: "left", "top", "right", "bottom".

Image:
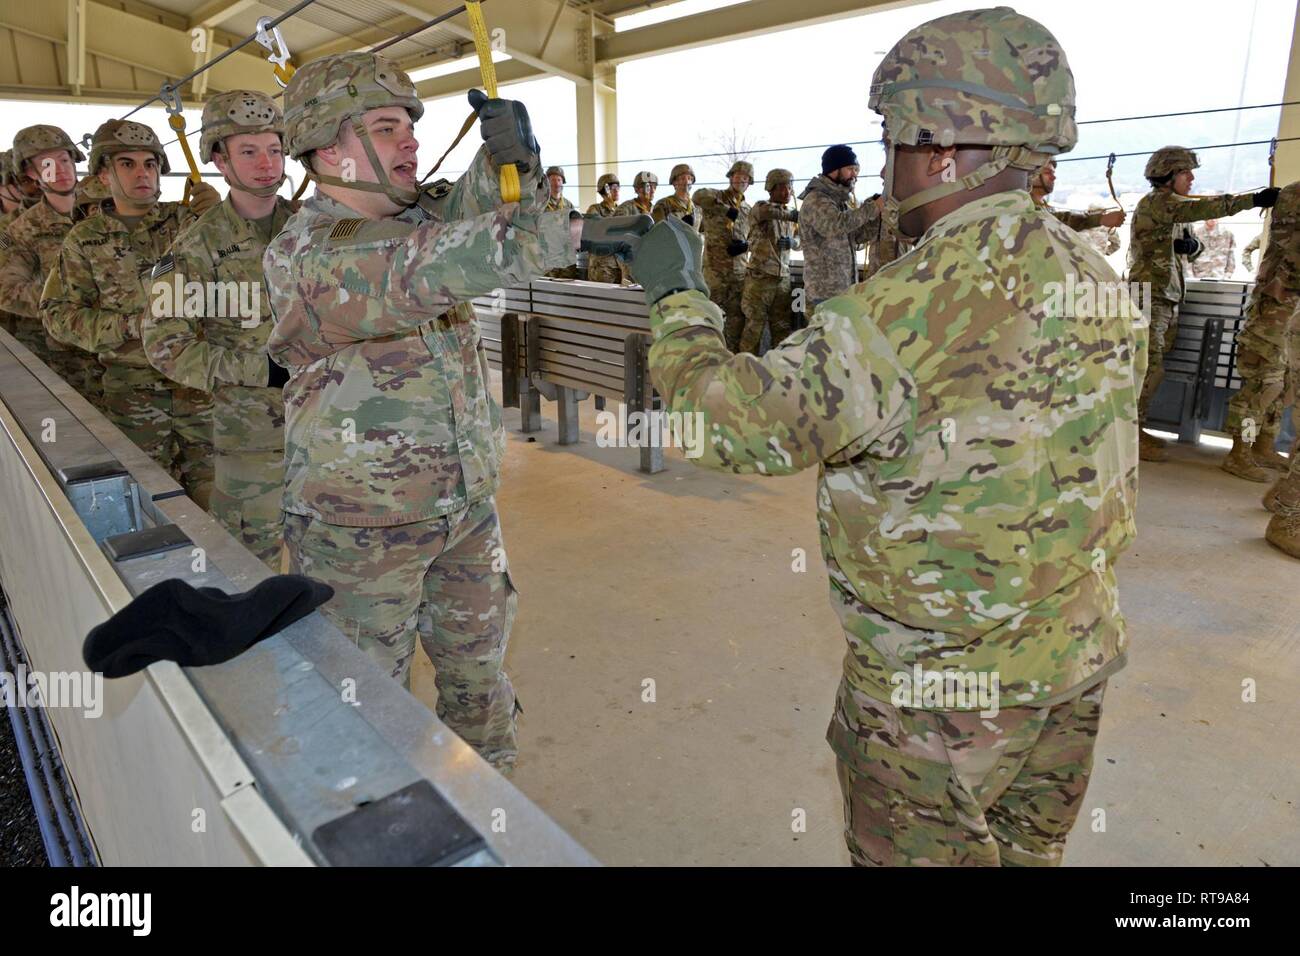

{"left": 283, "top": 52, "right": 424, "bottom": 206}
{"left": 12, "top": 125, "right": 84, "bottom": 196}
{"left": 868, "top": 7, "right": 1077, "bottom": 236}
{"left": 1144, "top": 146, "right": 1198, "bottom": 182}
{"left": 669, "top": 163, "right": 696, "bottom": 187}
{"left": 764, "top": 167, "right": 794, "bottom": 192}
{"left": 596, "top": 173, "right": 620, "bottom": 197}
{"left": 72, "top": 175, "right": 111, "bottom": 221}
{"left": 89, "top": 119, "right": 170, "bottom": 203}
{"left": 726, "top": 160, "right": 754, "bottom": 184}
{"left": 633, "top": 170, "right": 658, "bottom": 190}
{"left": 545, "top": 165, "right": 566, "bottom": 182}
{"left": 200, "top": 90, "right": 286, "bottom": 199}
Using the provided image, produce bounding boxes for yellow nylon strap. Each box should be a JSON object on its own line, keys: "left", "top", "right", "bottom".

{"left": 466, "top": 1, "right": 520, "bottom": 202}
{"left": 168, "top": 113, "right": 203, "bottom": 206}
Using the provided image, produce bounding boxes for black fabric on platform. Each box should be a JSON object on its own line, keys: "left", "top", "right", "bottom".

{"left": 83, "top": 575, "right": 334, "bottom": 678}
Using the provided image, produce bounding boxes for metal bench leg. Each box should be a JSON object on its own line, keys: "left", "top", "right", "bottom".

{"left": 557, "top": 386, "right": 579, "bottom": 445}
{"left": 519, "top": 378, "right": 542, "bottom": 433}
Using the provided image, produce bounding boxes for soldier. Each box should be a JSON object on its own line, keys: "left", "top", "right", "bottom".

{"left": 1030, "top": 159, "right": 1126, "bottom": 233}
{"left": 0, "top": 126, "right": 105, "bottom": 407}
{"left": 1081, "top": 204, "right": 1121, "bottom": 258}
{"left": 1221, "top": 181, "right": 1298, "bottom": 481}
{"left": 1126, "top": 146, "right": 1276, "bottom": 461}
{"left": 863, "top": 218, "right": 914, "bottom": 280}
{"left": 693, "top": 161, "right": 753, "bottom": 349}
{"left": 71, "top": 176, "right": 111, "bottom": 223}
{"left": 651, "top": 163, "right": 700, "bottom": 229}
{"left": 41, "top": 119, "right": 220, "bottom": 505}
{"left": 798, "top": 144, "right": 878, "bottom": 313}
{"left": 1189, "top": 215, "right": 1237, "bottom": 279}
{"left": 737, "top": 168, "right": 798, "bottom": 354}
{"left": 0, "top": 148, "right": 42, "bottom": 213}
{"left": 542, "top": 166, "right": 578, "bottom": 279}
{"left": 0, "top": 152, "right": 24, "bottom": 337}
{"left": 263, "top": 53, "right": 575, "bottom": 770}
{"left": 631, "top": 7, "right": 1142, "bottom": 867}
{"left": 1243, "top": 231, "right": 1263, "bottom": 271}
{"left": 584, "top": 173, "right": 622, "bottom": 284}
{"left": 141, "top": 92, "right": 297, "bottom": 569}
{"left": 616, "top": 171, "right": 658, "bottom": 284}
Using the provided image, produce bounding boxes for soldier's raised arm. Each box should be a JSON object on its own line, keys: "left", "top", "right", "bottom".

{"left": 803, "top": 189, "right": 879, "bottom": 240}
{"left": 1153, "top": 189, "right": 1262, "bottom": 226}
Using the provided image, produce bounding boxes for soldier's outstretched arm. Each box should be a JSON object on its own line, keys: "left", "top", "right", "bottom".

{"left": 425, "top": 145, "right": 523, "bottom": 222}
{"left": 803, "top": 192, "right": 878, "bottom": 239}
{"left": 141, "top": 253, "right": 269, "bottom": 391}
{"left": 39, "top": 245, "right": 134, "bottom": 353}
{"left": 632, "top": 219, "right": 912, "bottom": 476}
{"left": 1053, "top": 209, "right": 1103, "bottom": 232}
{"left": 0, "top": 233, "right": 43, "bottom": 317}
{"left": 1158, "top": 191, "right": 1256, "bottom": 226}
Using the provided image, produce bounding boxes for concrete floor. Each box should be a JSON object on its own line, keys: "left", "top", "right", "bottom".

{"left": 414, "top": 384, "right": 1300, "bottom": 866}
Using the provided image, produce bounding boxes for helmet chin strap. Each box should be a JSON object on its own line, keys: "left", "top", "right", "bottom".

{"left": 307, "top": 117, "right": 418, "bottom": 208}
{"left": 883, "top": 142, "right": 1049, "bottom": 240}
{"left": 105, "top": 160, "right": 161, "bottom": 208}
{"left": 217, "top": 138, "right": 287, "bottom": 199}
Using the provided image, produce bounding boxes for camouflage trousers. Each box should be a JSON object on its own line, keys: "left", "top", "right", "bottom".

{"left": 828, "top": 678, "right": 1107, "bottom": 866}
{"left": 1227, "top": 297, "right": 1296, "bottom": 439}
{"left": 1138, "top": 299, "right": 1179, "bottom": 424}
{"left": 210, "top": 448, "right": 284, "bottom": 571}
{"left": 13, "top": 317, "right": 52, "bottom": 366}
{"left": 709, "top": 267, "right": 746, "bottom": 351}
{"left": 283, "top": 496, "right": 520, "bottom": 770}
{"left": 587, "top": 255, "right": 621, "bottom": 285}
{"left": 739, "top": 274, "right": 794, "bottom": 354}
{"left": 546, "top": 264, "right": 580, "bottom": 280}
{"left": 1, "top": 312, "right": 16, "bottom": 336}
{"left": 45, "top": 342, "right": 104, "bottom": 410}
{"left": 102, "top": 379, "right": 214, "bottom": 509}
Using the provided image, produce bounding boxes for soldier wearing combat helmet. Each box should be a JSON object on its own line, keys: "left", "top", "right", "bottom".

{"left": 542, "top": 166, "right": 578, "bottom": 277}
{"left": 41, "top": 118, "right": 219, "bottom": 501}
{"left": 652, "top": 163, "right": 700, "bottom": 230}
{"left": 629, "top": 6, "right": 1145, "bottom": 867}
{"left": 0, "top": 152, "right": 25, "bottom": 337}
{"left": 1127, "top": 144, "right": 1276, "bottom": 463}
{"left": 584, "top": 172, "right": 623, "bottom": 283}
{"left": 614, "top": 171, "right": 659, "bottom": 283}
{"left": 263, "top": 52, "right": 576, "bottom": 770}
{"left": 737, "top": 167, "right": 799, "bottom": 353}
{"left": 1030, "top": 158, "right": 1126, "bottom": 234}
{"left": 142, "top": 91, "right": 299, "bottom": 569}
{"left": 693, "top": 160, "right": 754, "bottom": 348}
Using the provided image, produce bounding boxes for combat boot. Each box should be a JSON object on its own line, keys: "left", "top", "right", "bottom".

{"left": 1265, "top": 511, "right": 1300, "bottom": 558}
{"left": 1138, "top": 431, "right": 1168, "bottom": 462}
{"left": 1252, "top": 430, "right": 1290, "bottom": 471}
{"left": 1263, "top": 479, "right": 1284, "bottom": 513}
{"left": 1220, "top": 437, "right": 1271, "bottom": 482}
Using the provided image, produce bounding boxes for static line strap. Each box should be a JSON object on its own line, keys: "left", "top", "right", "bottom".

{"left": 465, "top": 1, "right": 520, "bottom": 203}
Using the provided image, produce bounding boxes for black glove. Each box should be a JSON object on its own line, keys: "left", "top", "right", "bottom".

{"left": 727, "top": 239, "right": 749, "bottom": 256}
{"left": 628, "top": 218, "right": 709, "bottom": 305}
{"left": 867, "top": 193, "right": 881, "bottom": 202}
{"left": 789, "top": 209, "right": 799, "bottom": 223}
{"left": 468, "top": 89, "right": 539, "bottom": 173}
{"left": 580, "top": 214, "right": 654, "bottom": 260}
{"left": 1253, "top": 187, "right": 1280, "bottom": 209}
{"left": 776, "top": 237, "right": 793, "bottom": 251}
{"left": 682, "top": 214, "right": 694, "bottom": 227}
{"left": 725, "top": 206, "right": 739, "bottom": 221}
{"left": 267, "top": 357, "right": 289, "bottom": 388}
{"left": 1172, "top": 236, "right": 1199, "bottom": 256}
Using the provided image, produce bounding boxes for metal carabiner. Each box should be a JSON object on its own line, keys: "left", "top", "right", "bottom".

{"left": 255, "top": 16, "right": 295, "bottom": 88}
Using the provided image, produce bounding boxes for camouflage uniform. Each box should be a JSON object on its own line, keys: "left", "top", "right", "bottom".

{"left": 1224, "top": 182, "right": 1299, "bottom": 480}
{"left": 642, "top": 8, "right": 1140, "bottom": 866}
{"left": 585, "top": 175, "right": 622, "bottom": 285}
{"left": 1189, "top": 222, "right": 1237, "bottom": 279}
{"left": 543, "top": 166, "right": 578, "bottom": 279}
{"left": 694, "top": 162, "right": 753, "bottom": 348}
{"left": 40, "top": 120, "right": 214, "bottom": 506}
{"left": 264, "top": 53, "right": 574, "bottom": 769}
{"left": 1126, "top": 148, "right": 1255, "bottom": 442}
{"left": 797, "top": 174, "right": 876, "bottom": 306}
{"left": 615, "top": 182, "right": 655, "bottom": 285}
{"left": 739, "top": 171, "right": 798, "bottom": 354}
{"left": 0, "top": 151, "right": 24, "bottom": 338}
{"left": 863, "top": 218, "right": 915, "bottom": 280}
{"left": 1265, "top": 436, "right": 1300, "bottom": 558}
{"left": 141, "top": 91, "right": 297, "bottom": 569}
{"left": 1081, "top": 208, "right": 1121, "bottom": 258}
{"left": 1243, "top": 231, "right": 1263, "bottom": 271}
{"left": 651, "top": 165, "right": 701, "bottom": 231}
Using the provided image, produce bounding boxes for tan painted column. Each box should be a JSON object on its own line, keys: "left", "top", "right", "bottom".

{"left": 574, "top": 11, "right": 618, "bottom": 209}
{"left": 1278, "top": 0, "right": 1300, "bottom": 186}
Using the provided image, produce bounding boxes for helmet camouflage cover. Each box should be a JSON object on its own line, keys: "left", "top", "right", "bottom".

{"left": 89, "top": 119, "right": 170, "bottom": 175}
{"left": 283, "top": 52, "right": 423, "bottom": 160}
{"left": 669, "top": 163, "right": 696, "bottom": 185}
{"left": 1144, "top": 146, "right": 1198, "bottom": 180}
{"left": 11, "top": 125, "right": 85, "bottom": 177}
{"left": 764, "top": 167, "right": 794, "bottom": 191}
{"left": 74, "top": 175, "right": 112, "bottom": 206}
{"left": 200, "top": 90, "right": 283, "bottom": 162}
{"left": 597, "top": 172, "right": 620, "bottom": 195}
{"left": 633, "top": 170, "right": 659, "bottom": 189}
{"left": 545, "top": 165, "right": 566, "bottom": 182}
{"left": 726, "top": 160, "right": 754, "bottom": 182}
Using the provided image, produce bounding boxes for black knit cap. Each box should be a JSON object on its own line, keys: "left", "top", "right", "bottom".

{"left": 821, "top": 144, "right": 858, "bottom": 175}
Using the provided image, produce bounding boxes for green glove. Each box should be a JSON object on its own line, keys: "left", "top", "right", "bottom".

{"left": 628, "top": 218, "right": 709, "bottom": 305}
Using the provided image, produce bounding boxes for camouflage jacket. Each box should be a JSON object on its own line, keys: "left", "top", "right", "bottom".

{"left": 651, "top": 193, "right": 700, "bottom": 229}
{"left": 693, "top": 187, "right": 751, "bottom": 276}
{"left": 0, "top": 207, "right": 20, "bottom": 335}
{"left": 797, "top": 174, "right": 876, "bottom": 302}
{"left": 41, "top": 201, "right": 199, "bottom": 388}
{"left": 1082, "top": 225, "right": 1121, "bottom": 258}
{"left": 264, "top": 146, "right": 573, "bottom": 528}
{"left": 0, "top": 197, "right": 85, "bottom": 357}
{"left": 1127, "top": 188, "right": 1254, "bottom": 302}
{"left": 141, "top": 196, "right": 297, "bottom": 455}
{"left": 1243, "top": 230, "right": 1263, "bottom": 270}
{"left": 1246, "top": 182, "right": 1299, "bottom": 314}
{"left": 544, "top": 195, "right": 574, "bottom": 214}
{"left": 864, "top": 218, "right": 915, "bottom": 280}
{"left": 1189, "top": 223, "right": 1237, "bottom": 279}
{"left": 745, "top": 200, "right": 798, "bottom": 278}
{"left": 585, "top": 198, "right": 622, "bottom": 276}
{"left": 1033, "top": 194, "right": 1103, "bottom": 232}
{"left": 615, "top": 197, "right": 654, "bottom": 217}
{"left": 646, "top": 190, "right": 1146, "bottom": 710}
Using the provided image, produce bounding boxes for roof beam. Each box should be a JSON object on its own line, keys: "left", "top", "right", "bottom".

{"left": 596, "top": 0, "right": 919, "bottom": 64}
{"left": 188, "top": 0, "right": 257, "bottom": 30}
{"left": 297, "top": 13, "right": 426, "bottom": 62}
{"left": 67, "top": 0, "right": 88, "bottom": 96}
{"left": 414, "top": 57, "right": 545, "bottom": 101}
